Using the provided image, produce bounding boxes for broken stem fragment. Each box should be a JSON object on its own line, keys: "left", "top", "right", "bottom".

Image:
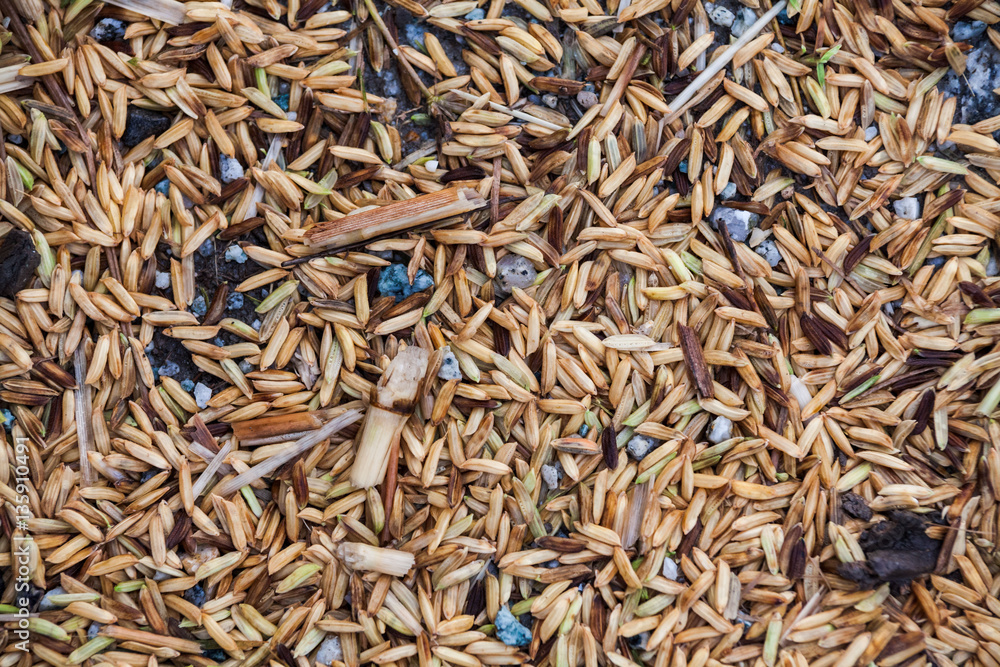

{"left": 74, "top": 345, "right": 95, "bottom": 486}
{"left": 337, "top": 542, "right": 415, "bottom": 576}
{"left": 212, "top": 408, "right": 362, "bottom": 497}
{"left": 350, "top": 345, "right": 429, "bottom": 489}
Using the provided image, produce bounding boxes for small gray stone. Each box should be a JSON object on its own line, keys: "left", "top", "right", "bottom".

{"left": 198, "top": 239, "right": 214, "bottom": 258}
{"left": 219, "top": 154, "right": 244, "bottom": 184}
{"left": 438, "top": 346, "right": 462, "bottom": 381}
{"left": 864, "top": 125, "right": 879, "bottom": 141}
{"left": 708, "top": 5, "right": 735, "bottom": 27}
{"left": 710, "top": 206, "right": 757, "bottom": 242}
{"left": 730, "top": 7, "right": 757, "bottom": 36}
{"left": 90, "top": 18, "right": 126, "bottom": 42}
{"left": 541, "top": 463, "right": 563, "bottom": 490}
{"left": 495, "top": 254, "right": 537, "bottom": 294}
{"left": 708, "top": 416, "right": 733, "bottom": 444}
{"left": 662, "top": 558, "right": 679, "bottom": 580}
{"left": 986, "top": 254, "right": 999, "bottom": 277}
{"left": 953, "top": 20, "right": 987, "bottom": 41}
{"left": 755, "top": 239, "right": 782, "bottom": 267}
{"left": 158, "top": 361, "right": 180, "bottom": 378}
{"left": 193, "top": 383, "right": 211, "bottom": 409}
{"left": 155, "top": 271, "right": 171, "bottom": 289}
{"left": 495, "top": 606, "right": 532, "bottom": 646}
{"left": 316, "top": 636, "right": 343, "bottom": 665}
{"left": 191, "top": 294, "right": 207, "bottom": 318}
{"left": 626, "top": 434, "right": 659, "bottom": 461}
{"left": 464, "top": 7, "right": 486, "bottom": 20}
{"left": 577, "top": 90, "right": 599, "bottom": 108}
{"left": 883, "top": 299, "right": 902, "bottom": 316}
{"left": 543, "top": 94, "right": 559, "bottom": 108}
{"left": 893, "top": 197, "right": 921, "bottom": 220}
{"left": 39, "top": 587, "right": 67, "bottom": 611}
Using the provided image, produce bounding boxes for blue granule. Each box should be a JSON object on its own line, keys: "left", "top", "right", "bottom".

{"left": 205, "top": 649, "right": 227, "bottom": 663}
{"left": 184, "top": 583, "right": 207, "bottom": 607}
{"left": 191, "top": 295, "right": 207, "bottom": 317}
{"left": 158, "top": 361, "right": 180, "bottom": 377}
{"left": 275, "top": 94, "right": 290, "bottom": 111}
{"left": 377, "top": 264, "right": 434, "bottom": 301}
{"left": 495, "top": 606, "right": 532, "bottom": 646}
{"left": 155, "top": 179, "right": 170, "bottom": 195}
{"left": 90, "top": 18, "right": 127, "bottom": 42}
{"left": 180, "top": 379, "right": 195, "bottom": 392}
{"left": 227, "top": 292, "right": 244, "bottom": 310}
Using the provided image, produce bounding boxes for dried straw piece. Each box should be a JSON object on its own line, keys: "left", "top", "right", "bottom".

{"left": 305, "top": 188, "right": 487, "bottom": 249}
{"left": 101, "top": 0, "right": 188, "bottom": 24}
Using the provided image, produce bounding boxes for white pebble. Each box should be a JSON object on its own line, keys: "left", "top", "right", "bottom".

{"left": 425, "top": 159, "right": 439, "bottom": 172}
{"left": 155, "top": 272, "right": 171, "bottom": 289}
{"left": 708, "top": 416, "right": 733, "bottom": 444}
{"left": 663, "top": 558, "right": 679, "bottom": 580}
{"left": 193, "top": 382, "right": 212, "bottom": 409}
{"left": 864, "top": 125, "right": 879, "bottom": 141}
{"left": 225, "top": 245, "right": 248, "bottom": 264}
{"left": 893, "top": 197, "right": 921, "bottom": 220}
{"left": 316, "top": 636, "right": 343, "bottom": 665}
{"left": 770, "top": 43, "right": 785, "bottom": 53}
{"left": 495, "top": 253, "right": 538, "bottom": 293}
{"left": 438, "top": 346, "right": 462, "bottom": 381}
{"left": 708, "top": 5, "right": 735, "bottom": 27}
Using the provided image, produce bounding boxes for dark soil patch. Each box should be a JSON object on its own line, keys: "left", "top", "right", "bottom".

{"left": 840, "top": 492, "right": 873, "bottom": 522}
{"left": 839, "top": 511, "right": 941, "bottom": 588}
